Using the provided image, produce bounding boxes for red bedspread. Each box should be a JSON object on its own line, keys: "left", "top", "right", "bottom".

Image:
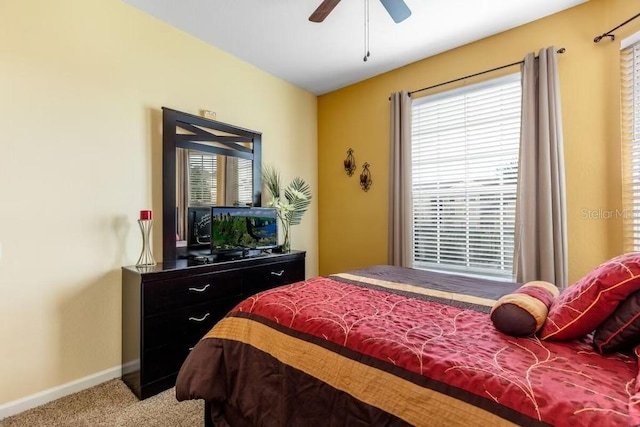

{"left": 232, "top": 273, "right": 640, "bottom": 426}
{"left": 176, "top": 266, "right": 640, "bottom": 426}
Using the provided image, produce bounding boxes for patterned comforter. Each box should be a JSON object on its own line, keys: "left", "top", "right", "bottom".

{"left": 176, "top": 265, "right": 640, "bottom": 426}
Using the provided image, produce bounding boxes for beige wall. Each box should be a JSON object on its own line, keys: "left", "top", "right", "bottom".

{"left": 0, "top": 0, "right": 318, "bottom": 404}
{"left": 318, "top": 0, "right": 638, "bottom": 283}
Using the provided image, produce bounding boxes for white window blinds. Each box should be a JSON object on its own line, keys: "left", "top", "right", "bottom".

{"left": 411, "top": 74, "right": 521, "bottom": 279}
{"left": 189, "top": 151, "right": 217, "bottom": 204}
{"left": 188, "top": 152, "right": 254, "bottom": 207}
{"left": 237, "top": 158, "right": 253, "bottom": 205}
{"left": 621, "top": 41, "right": 640, "bottom": 251}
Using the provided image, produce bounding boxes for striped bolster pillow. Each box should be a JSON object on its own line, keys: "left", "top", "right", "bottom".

{"left": 490, "top": 281, "right": 559, "bottom": 337}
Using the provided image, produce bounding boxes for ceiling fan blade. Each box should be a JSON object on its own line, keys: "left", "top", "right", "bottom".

{"left": 379, "top": 0, "right": 412, "bottom": 23}
{"left": 309, "top": 0, "right": 341, "bottom": 23}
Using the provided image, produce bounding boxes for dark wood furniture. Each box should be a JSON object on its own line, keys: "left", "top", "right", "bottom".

{"left": 162, "top": 107, "right": 263, "bottom": 262}
{"left": 122, "top": 250, "right": 305, "bottom": 399}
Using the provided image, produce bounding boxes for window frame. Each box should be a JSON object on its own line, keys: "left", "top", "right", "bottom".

{"left": 410, "top": 73, "right": 522, "bottom": 280}
{"left": 620, "top": 32, "right": 640, "bottom": 252}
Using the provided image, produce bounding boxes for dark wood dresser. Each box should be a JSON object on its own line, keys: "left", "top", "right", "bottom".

{"left": 121, "top": 250, "right": 306, "bottom": 399}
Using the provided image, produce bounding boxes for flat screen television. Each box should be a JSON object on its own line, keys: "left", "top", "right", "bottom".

{"left": 210, "top": 206, "right": 278, "bottom": 254}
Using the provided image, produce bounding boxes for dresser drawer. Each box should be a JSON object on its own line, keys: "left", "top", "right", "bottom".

{"left": 142, "top": 343, "right": 192, "bottom": 385}
{"left": 143, "top": 269, "right": 243, "bottom": 315}
{"left": 243, "top": 259, "right": 305, "bottom": 296}
{"left": 144, "top": 297, "right": 239, "bottom": 350}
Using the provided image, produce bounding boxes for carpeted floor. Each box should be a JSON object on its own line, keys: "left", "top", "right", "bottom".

{"left": 0, "top": 379, "right": 203, "bottom": 427}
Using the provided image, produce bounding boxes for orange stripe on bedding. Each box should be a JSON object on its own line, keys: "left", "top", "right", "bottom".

{"left": 333, "top": 272, "right": 498, "bottom": 307}
{"left": 205, "top": 316, "right": 516, "bottom": 427}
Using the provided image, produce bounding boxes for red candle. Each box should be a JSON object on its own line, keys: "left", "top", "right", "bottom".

{"left": 140, "top": 210, "right": 152, "bottom": 220}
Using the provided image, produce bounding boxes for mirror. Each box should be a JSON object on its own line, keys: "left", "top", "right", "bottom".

{"left": 162, "top": 107, "right": 262, "bottom": 261}
{"left": 176, "top": 149, "right": 254, "bottom": 244}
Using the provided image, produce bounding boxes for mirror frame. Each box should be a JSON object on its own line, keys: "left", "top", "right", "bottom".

{"left": 162, "top": 107, "right": 262, "bottom": 261}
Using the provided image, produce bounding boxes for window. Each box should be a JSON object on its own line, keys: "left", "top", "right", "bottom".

{"left": 621, "top": 36, "right": 640, "bottom": 251}
{"left": 189, "top": 151, "right": 218, "bottom": 205}
{"left": 188, "top": 152, "right": 254, "bottom": 207}
{"left": 411, "top": 74, "right": 521, "bottom": 279}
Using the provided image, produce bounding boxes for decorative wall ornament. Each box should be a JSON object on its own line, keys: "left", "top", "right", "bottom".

{"left": 360, "top": 162, "right": 372, "bottom": 192}
{"left": 344, "top": 148, "right": 356, "bottom": 176}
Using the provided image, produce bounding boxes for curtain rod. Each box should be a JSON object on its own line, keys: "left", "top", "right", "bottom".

{"left": 594, "top": 12, "right": 640, "bottom": 43}
{"left": 407, "top": 47, "right": 566, "bottom": 97}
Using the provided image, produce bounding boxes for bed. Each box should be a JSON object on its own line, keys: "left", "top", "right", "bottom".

{"left": 175, "top": 265, "right": 640, "bottom": 426}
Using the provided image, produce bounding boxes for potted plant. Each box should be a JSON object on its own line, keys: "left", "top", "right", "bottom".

{"left": 263, "top": 165, "right": 312, "bottom": 252}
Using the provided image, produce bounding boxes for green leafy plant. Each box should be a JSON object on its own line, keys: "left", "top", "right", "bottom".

{"left": 263, "top": 165, "right": 312, "bottom": 251}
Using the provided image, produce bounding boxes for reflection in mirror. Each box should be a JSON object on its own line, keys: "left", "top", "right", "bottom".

{"left": 176, "top": 148, "right": 253, "bottom": 243}
{"left": 162, "top": 107, "right": 262, "bottom": 261}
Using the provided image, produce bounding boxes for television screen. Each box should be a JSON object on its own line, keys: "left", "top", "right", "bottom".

{"left": 187, "top": 207, "right": 212, "bottom": 247}
{"left": 211, "top": 207, "right": 278, "bottom": 252}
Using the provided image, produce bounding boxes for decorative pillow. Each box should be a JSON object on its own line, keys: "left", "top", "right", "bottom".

{"left": 540, "top": 252, "right": 640, "bottom": 341}
{"left": 490, "top": 281, "right": 559, "bottom": 337}
{"left": 593, "top": 289, "right": 640, "bottom": 353}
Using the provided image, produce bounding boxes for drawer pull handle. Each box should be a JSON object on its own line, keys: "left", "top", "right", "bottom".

{"left": 188, "top": 284, "right": 210, "bottom": 293}
{"left": 188, "top": 313, "right": 210, "bottom": 322}
{"left": 270, "top": 270, "right": 285, "bottom": 277}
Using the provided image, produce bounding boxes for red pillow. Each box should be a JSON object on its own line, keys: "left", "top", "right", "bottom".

{"left": 540, "top": 253, "right": 640, "bottom": 341}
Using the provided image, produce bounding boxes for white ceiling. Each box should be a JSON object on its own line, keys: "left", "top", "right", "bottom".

{"left": 122, "top": 0, "right": 586, "bottom": 95}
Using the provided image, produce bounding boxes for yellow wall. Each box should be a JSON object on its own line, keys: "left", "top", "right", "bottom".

{"left": 318, "top": 0, "right": 637, "bottom": 283}
{"left": 0, "top": 0, "right": 317, "bottom": 405}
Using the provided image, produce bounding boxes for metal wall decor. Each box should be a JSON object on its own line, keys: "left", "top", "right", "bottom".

{"left": 360, "top": 162, "right": 372, "bottom": 191}
{"left": 344, "top": 148, "right": 356, "bottom": 176}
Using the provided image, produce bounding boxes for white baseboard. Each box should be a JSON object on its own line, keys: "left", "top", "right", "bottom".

{"left": 0, "top": 365, "right": 122, "bottom": 420}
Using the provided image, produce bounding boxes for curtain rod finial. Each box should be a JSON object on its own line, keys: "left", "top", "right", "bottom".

{"left": 594, "top": 33, "right": 616, "bottom": 43}
{"left": 593, "top": 12, "right": 639, "bottom": 44}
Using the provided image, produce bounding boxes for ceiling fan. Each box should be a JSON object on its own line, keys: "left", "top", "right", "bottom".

{"left": 309, "top": 0, "right": 412, "bottom": 24}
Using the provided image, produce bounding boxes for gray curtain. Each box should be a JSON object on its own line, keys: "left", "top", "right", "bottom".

{"left": 514, "top": 47, "right": 568, "bottom": 288}
{"left": 388, "top": 91, "right": 413, "bottom": 267}
{"left": 176, "top": 149, "right": 189, "bottom": 241}
{"left": 225, "top": 156, "right": 239, "bottom": 206}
